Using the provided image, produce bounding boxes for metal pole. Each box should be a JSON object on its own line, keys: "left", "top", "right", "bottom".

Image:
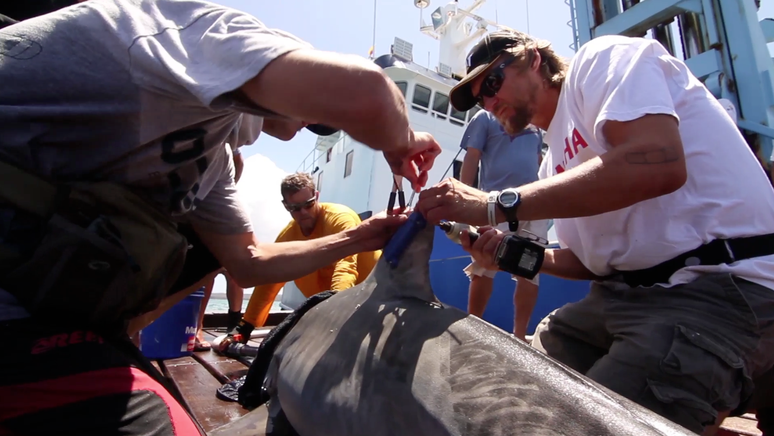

{"left": 525, "top": 0, "right": 530, "bottom": 33}
{"left": 372, "top": 0, "right": 377, "bottom": 56}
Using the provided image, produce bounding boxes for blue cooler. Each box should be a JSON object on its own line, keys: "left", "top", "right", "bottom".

{"left": 140, "top": 288, "right": 206, "bottom": 359}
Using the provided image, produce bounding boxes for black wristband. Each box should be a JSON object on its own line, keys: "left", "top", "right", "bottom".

{"left": 235, "top": 319, "right": 255, "bottom": 342}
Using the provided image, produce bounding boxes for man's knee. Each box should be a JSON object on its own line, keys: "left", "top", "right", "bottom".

{"left": 587, "top": 323, "right": 753, "bottom": 434}
{"left": 530, "top": 309, "right": 607, "bottom": 375}
{"left": 530, "top": 310, "right": 556, "bottom": 352}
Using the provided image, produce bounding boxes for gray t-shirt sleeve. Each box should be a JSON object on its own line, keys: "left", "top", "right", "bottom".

{"left": 227, "top": 114, "right": 264, "bottom": 151}
{"left": 459, "top": 110, "right": 489, "bottom": 152}
{"left": 128, "top": 3, "right": 312, "bottom": 110}
{"left": 187, "top": 147, "right": 253, "bottom": 234}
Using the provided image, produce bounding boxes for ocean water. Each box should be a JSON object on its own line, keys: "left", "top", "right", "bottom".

{"left": 205, "top": 297, "right": 284, "bottom": 313}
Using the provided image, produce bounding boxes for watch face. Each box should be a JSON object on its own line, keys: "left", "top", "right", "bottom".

{"left": 499, "top": 190, "right": 518, "bottom": 207}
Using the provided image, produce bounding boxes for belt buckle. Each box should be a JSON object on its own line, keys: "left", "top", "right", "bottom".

{"left": 723, "top": 240, "right": 736, "bottom": 263}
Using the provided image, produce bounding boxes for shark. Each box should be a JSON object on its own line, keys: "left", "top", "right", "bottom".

{"left": 232, "top": 218, "right": 696, "bottom": 436}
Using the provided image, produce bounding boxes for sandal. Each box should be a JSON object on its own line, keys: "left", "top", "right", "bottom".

{"left": 194, "top": 338, "right": 211, "bottom": 351}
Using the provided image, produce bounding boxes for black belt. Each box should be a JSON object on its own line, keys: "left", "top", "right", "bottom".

{"left": 620, "top": 233, "right": 774, "bottom": 288}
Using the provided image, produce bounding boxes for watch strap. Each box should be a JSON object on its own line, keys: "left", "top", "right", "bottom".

{"left": 487, "top": 191, "right": 498, "bottom": 227}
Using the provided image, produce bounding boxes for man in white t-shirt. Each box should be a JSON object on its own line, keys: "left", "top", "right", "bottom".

{"left": 0, "top": 1, "right": 441, "bottom": 434}
{"left": 416, "top": 30, "right": 774, "bottom": 434}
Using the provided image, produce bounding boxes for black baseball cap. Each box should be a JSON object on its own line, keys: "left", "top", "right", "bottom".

{"left": 450, "top": 30, "right": 535, "bottom": 112}
{"left": 305, "top": 124, "right": 340, "bottom": 136}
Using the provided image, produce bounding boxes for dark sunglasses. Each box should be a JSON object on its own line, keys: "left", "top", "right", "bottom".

{"left": 475, "top": 56, "right": 516, "bottom": 106}
{"left": 283, "top": 197, "right": 316, "bottom": 212}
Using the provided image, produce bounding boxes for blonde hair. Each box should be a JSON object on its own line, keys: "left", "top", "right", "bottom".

{"left": 494, "top": 28, "right": 569, "bottom": 90}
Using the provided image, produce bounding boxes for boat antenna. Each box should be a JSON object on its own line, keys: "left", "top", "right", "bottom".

{"left": 371, "top": 0, "right": 377, "bottom": 58}
{"left": 525, "top": 0, "right": 530, "bottom": 33}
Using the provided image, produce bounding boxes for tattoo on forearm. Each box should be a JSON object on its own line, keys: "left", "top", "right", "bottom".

{"left": 624, "top": 146, "right": 680, "bottom": 164}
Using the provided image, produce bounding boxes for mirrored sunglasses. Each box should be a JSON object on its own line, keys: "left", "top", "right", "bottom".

{"left": 283, "top": 197, "right": 316, "bottom": 212}
{"left": 475, "top": 56, "right": 516, "bottom": 106}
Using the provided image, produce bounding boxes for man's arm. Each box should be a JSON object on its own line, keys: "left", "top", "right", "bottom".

{"left": 193, "top": 212, "right": 407, "bottom": 289}
{"left": 240, "top": 49, "right": 410, "bottom": 154}
{"left": 325, "top": 212, "right": 364, "bottom": 291}
{"left": 418, "top": 115, "right": 686, "bottom": 226}
{"left": 240, "top": 49, "right": 441, "bottom": 191}
{"left": 541, "top": 248, "right": 602, "bottom": 281}
{"left": 194, "top": 226, "right": 360, "bottom": 289}
{"left": 458, "top": 113, "right": 487, "bottom": 187}
{"left": 509, "top": 114, "right": 686, "bottom": 222}
{"left": 460, "top": 148, "right": 481, "bottom": 186}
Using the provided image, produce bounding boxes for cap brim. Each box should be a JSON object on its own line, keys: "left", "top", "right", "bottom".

{"left": 305, "top": 124, "right": 340, "bottom": 136}
{"left": 450, "top": 62, "right": 494, "bottom": 112}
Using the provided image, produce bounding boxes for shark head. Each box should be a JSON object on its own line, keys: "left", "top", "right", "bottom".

{"left": 370, "top": 213, "right": 437, "bottom": 304}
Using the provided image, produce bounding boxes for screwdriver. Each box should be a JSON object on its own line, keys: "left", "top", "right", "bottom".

{"left": 438, "top": 221, "right": 480, "bottom": 245}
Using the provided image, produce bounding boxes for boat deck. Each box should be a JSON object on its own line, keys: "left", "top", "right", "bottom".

{"left": 151, "top": 327, "right": 763, "bottom": 436}
{"left": 148, "top": 327, "right": 272, "bottom": 435}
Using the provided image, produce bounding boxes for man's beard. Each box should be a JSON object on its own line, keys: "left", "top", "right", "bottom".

{"left": 498, "top": 103, "right": 533, "bottom": 135}
{"left": 495, "top": 86, "right": 537, "bottom": 134}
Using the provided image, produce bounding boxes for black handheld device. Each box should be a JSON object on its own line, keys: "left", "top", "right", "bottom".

{"left": 438, "top": 221, "right": 546, "bottom": 279}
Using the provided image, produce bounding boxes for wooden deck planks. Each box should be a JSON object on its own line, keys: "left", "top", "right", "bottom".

{"left": 163, "top": 355, "right": 250, "bottom": 433}
{"left": 719, "top": 415, "right": 763, "bottom": 436}
{"left": 192, "top": 348, "right": 250, "bottom": 385}
{"left": 209, "top": 405, "right": 270, "bottom": 436}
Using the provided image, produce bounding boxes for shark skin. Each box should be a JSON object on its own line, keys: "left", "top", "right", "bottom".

{"left": 262, "top": 223, "right": 696, "bottom": 436}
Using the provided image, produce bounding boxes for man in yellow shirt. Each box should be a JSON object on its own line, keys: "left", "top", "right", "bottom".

{"left": 228, "top": 172, "right": 380, "bottom": 342}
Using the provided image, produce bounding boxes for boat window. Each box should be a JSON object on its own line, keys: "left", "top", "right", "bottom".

{"left": 344, "top": 150, "right": 354, "bottom": 178}
{"left": 467, "top": 105, "right": 482, "bottom": 122}
{"left": 432, "top": 92, "right": 449, "bottom": 120}
{"left": 412, "top": 84, "right": 431, "bottom": 113}
{"left": 450, "top": 106, "right": 466, "bottom": 126}
{"left": 325, "top": 147, "right": 332, "bottom": 163}
{"left": 451, "top": 159, "right": 479, "bottom": 189}
{"left": 394, "top": 81, "right": 408, "bottom": 97}
{"left": 317, "top": 171, "right": 323, "bottom": 191}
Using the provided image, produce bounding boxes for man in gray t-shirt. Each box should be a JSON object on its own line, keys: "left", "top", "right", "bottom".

{"left": 459, "top": 109, "right": 547, "bottom": 341}
{"left": 0, "top": 0, "right": 442, "bottom": 433}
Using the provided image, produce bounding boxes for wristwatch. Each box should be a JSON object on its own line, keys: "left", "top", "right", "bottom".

{"left": 496, "top": 188, "right": 521, "bottom": 231}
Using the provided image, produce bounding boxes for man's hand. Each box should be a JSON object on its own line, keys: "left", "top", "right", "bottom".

{"left": 416, "top": 178, "right": 489, "bottom": 225}
{"left": 460, "top": 226, "right": 506, "bottom": 271}
{"left": 351, "top": 209, "right": 410, "bottom": 252}
{"left": 384, "top": 131, "right": 442, "bottom": 192}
